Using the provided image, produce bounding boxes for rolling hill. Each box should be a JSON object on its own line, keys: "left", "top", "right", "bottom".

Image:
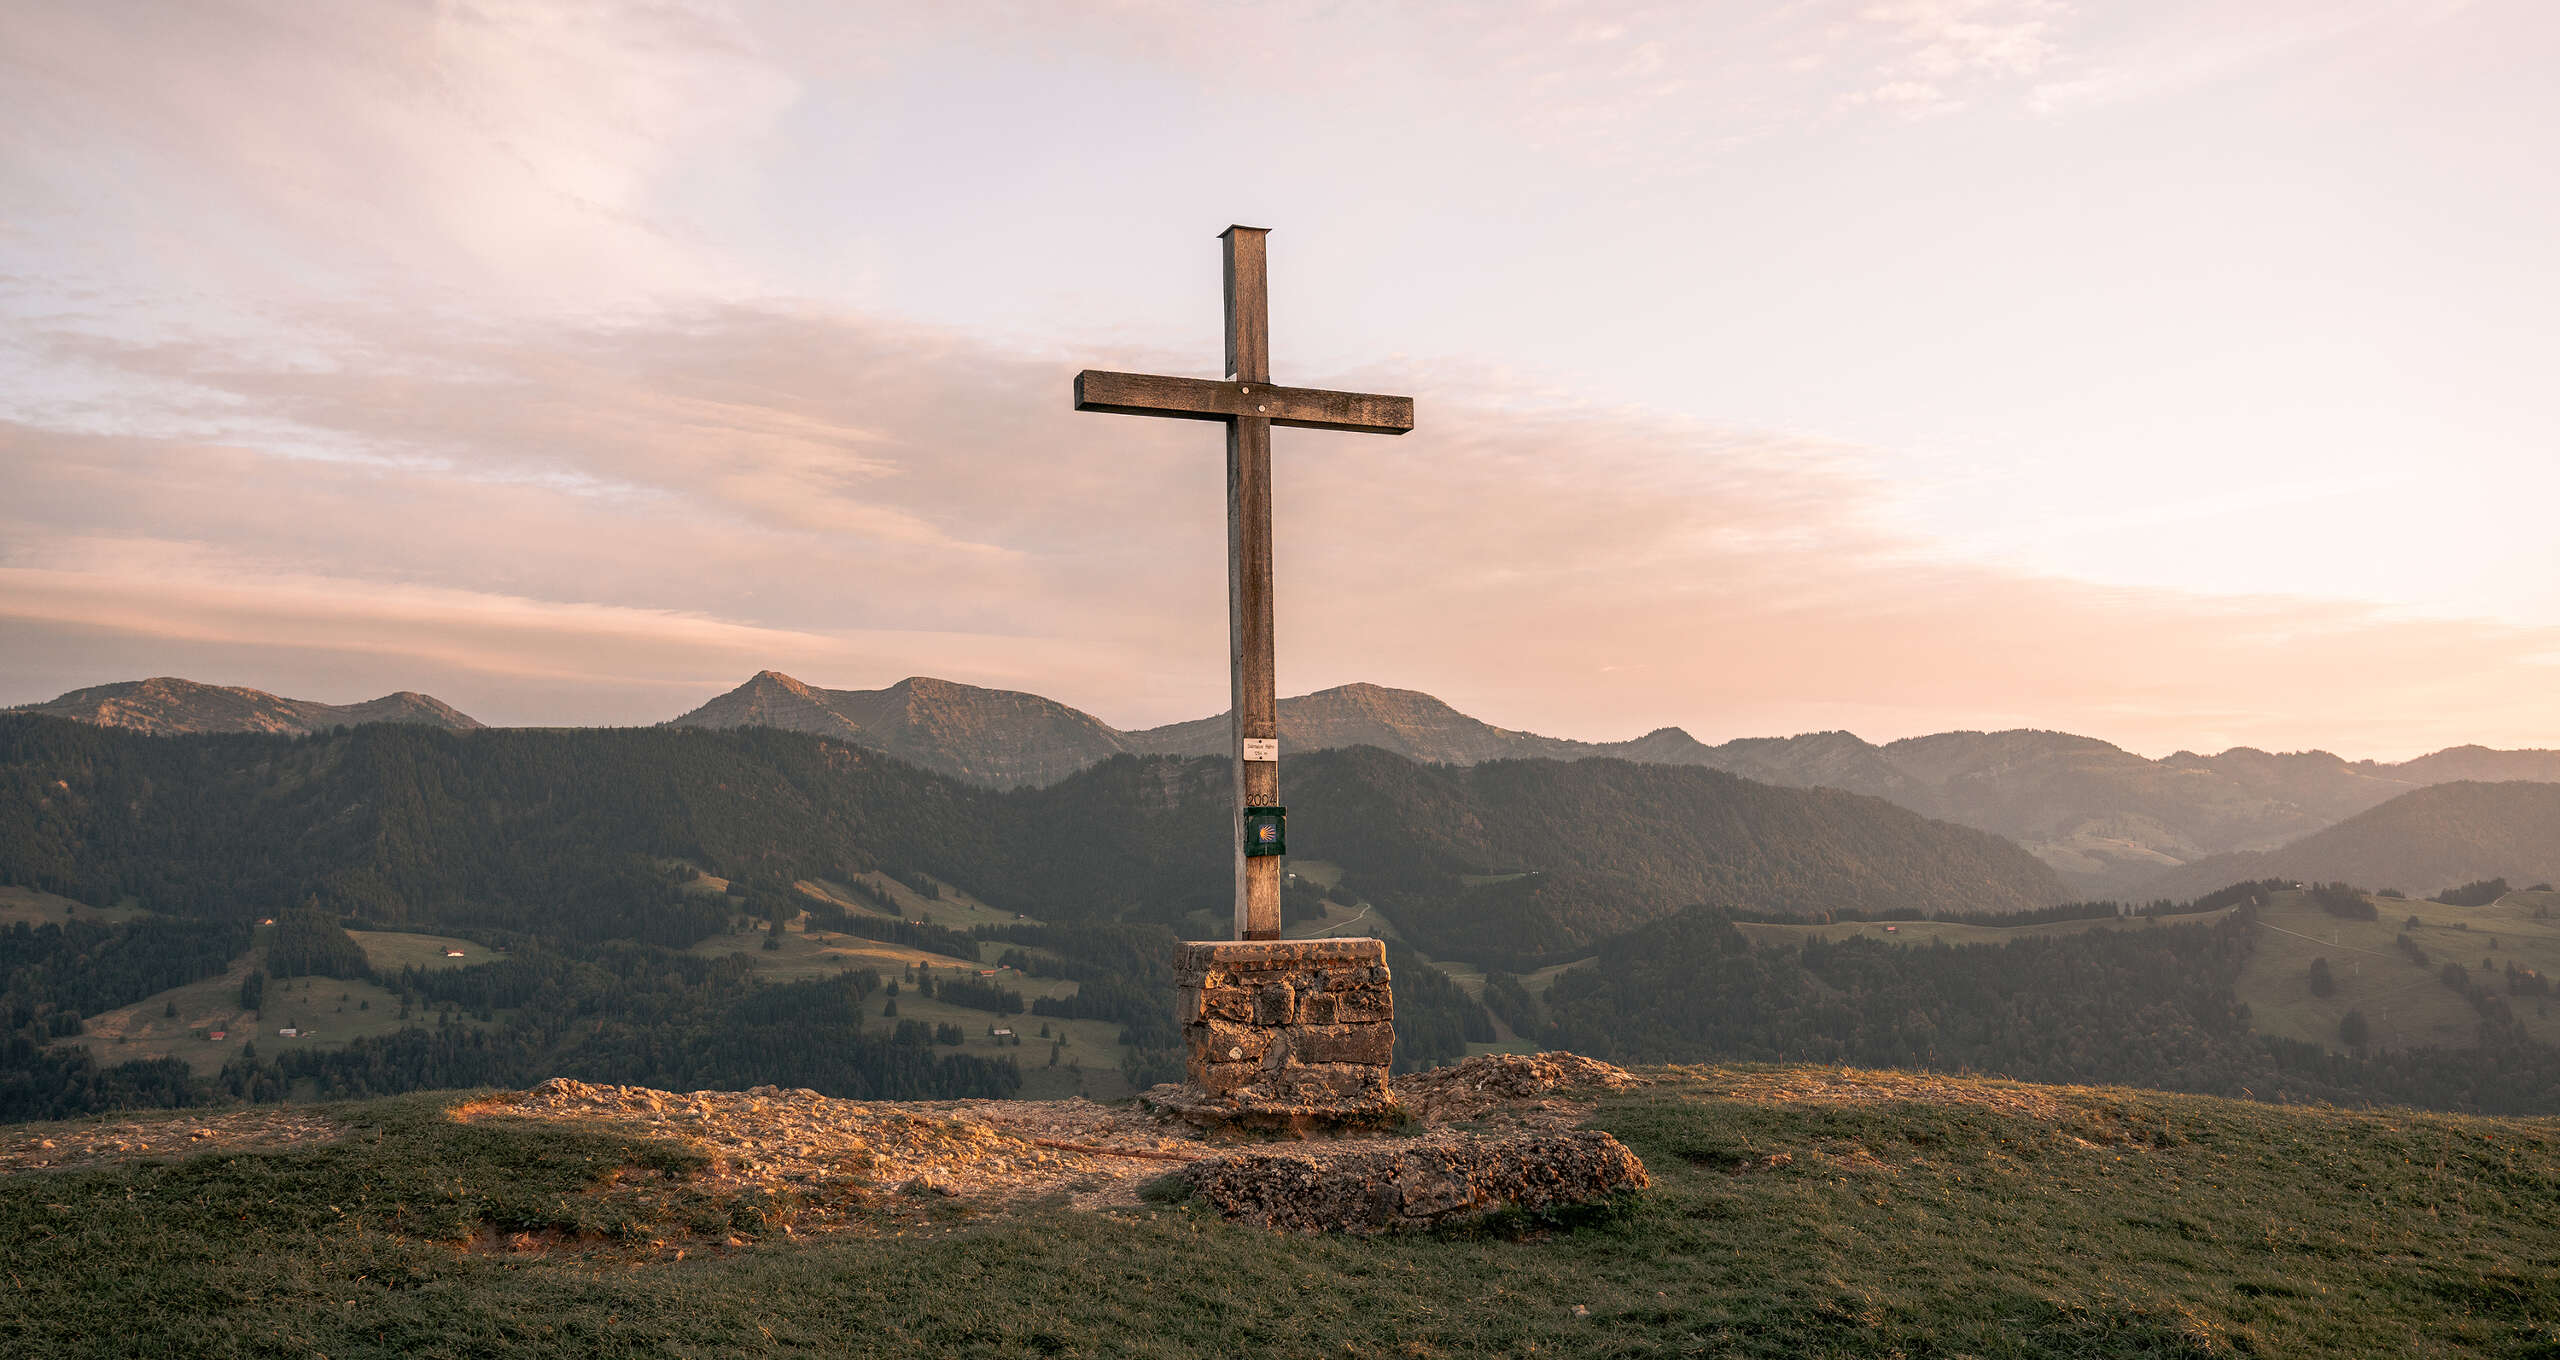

{"left": 9, "top": 677, "right": 480, "bottom": 736}
{"left": 2141, "top": 780, "right": 2560, "bottom": 902}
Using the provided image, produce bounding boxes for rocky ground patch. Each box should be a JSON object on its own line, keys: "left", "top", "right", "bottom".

{"left": 461, "top": 1053, "right": 1651, "bottom": 1235}
{"left": 0, "top": 1053, "right": 1652, "bottom": 1242}
{"left": 1176, "top": 1129, "right": 1649, "bottom": 1233}
{"left": 0, "top": 1108, "right": 342, "bottom": 1171}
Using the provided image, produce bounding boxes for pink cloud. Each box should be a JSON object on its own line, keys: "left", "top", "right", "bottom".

{"left": 6, "top": 302, "right": 2559, "bottom": 758}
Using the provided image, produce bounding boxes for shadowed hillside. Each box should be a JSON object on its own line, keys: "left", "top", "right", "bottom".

{"left": 1286, "top": 749, "right": 2066, "bottom": 968}
{"left": 653, "top": 672, "right": 2559, "bottom": 897}
{"left": 0, "top": 716, "right": 2058, "bottom": 952}
{"left": 2140, "top": 780, "right": 2560, "bottom": 901}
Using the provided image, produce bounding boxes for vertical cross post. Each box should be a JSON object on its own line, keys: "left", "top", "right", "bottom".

{"left": 1071, "top": 225, "right": 1411, "bottom": 947}
{"left": 1224, "top": 226, "right": 1280, "bottom": 941}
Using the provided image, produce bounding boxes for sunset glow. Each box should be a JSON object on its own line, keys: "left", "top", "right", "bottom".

{"left": 5, "top": 1, "right": 2554, "bottom": 757}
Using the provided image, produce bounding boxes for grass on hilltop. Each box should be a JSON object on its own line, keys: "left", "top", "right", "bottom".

{"left": 4, "top": 1069, "right": 2558, "bottom": 1358}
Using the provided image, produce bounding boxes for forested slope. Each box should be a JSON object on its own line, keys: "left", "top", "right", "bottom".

{"left": 2141, "top": 781, "right": 2560, "bottom": 901}
{"left": 1543, "top": 900, "right": 2560, "bottom": 1115}
{"left": 0, "top": 716, "right": 2062, "bottom": 954}
{"left": 1286, "top": 749, "right": 2067, "bottom": 967}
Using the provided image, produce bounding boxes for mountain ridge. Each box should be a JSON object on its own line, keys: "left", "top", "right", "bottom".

{"left": 667, "top": 670, "right": 2560, "bottom": 891}
{"left": 8, "top": 677, "right": 482, "bottom": 736}
{"left": 34, "top": 669, "right": 2560, "bottom": 896}
{"left": 663, "top": 669, "right": 1129, "bottom": 788}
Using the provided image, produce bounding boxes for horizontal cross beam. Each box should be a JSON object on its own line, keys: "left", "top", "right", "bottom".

{"left": 1073, "top": 371, "right": 1413, "bottom": 435}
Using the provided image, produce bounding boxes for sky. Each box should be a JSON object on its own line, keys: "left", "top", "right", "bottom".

{"left": 2, "top": 0, "right": 2555, "bottom": 759}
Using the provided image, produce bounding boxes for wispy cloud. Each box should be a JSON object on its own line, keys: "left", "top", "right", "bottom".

{"left": 4, "top": 0, "right": 2554, "bottom": 759}
{"left": 2026, "top": 2, "right": 2479, "bottom": 114}
{"left": 1, "top": 0, "right": 794, "bottom": 312}
{"left": 1836, "top": 0, "right": 2059, "bottom": 115}
{"left": 5, "top": 301, "right": 2558, "bottom": 757}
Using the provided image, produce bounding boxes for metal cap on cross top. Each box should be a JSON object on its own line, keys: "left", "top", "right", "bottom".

{"left": 1072, "top": 226, "right": 1413, "bottom": 941}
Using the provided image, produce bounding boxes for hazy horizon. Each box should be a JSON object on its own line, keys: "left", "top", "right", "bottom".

{"left": 15, "top": 665, "right": 2558, "bottom": 766}
{"left": 6, "top": 1, "right": 2556, "bottom": 760}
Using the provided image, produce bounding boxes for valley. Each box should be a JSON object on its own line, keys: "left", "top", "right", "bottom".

{"left": 10, "top": 712, "right": 2560, "bottom": 1130}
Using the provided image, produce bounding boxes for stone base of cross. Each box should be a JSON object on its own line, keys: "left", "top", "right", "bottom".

{"left": 1151, "top": 937, "right": 1398, "bottom": 1128}
{"left": 1075, "top": 225, "right": 1410, "bottom": 1114}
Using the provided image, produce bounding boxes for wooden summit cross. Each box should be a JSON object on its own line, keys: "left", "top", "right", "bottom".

{"left": 1074, "top": 226, "right": 1413, "bottom": 942}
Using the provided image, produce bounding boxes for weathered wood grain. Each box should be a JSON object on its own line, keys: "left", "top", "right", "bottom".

{"left": 1073, "top": 371, "right": 1413, "bottom": 435}
{"left": 1071, "top": 223, "right": 1414, "bottom": 941}
{"left": 1222, "top": 226, "right": 1269, "bottom": 384}
{"left": 1226, "top": 225, "right": 1280, "bottom": 939}
{"left": 1231, "top": 411, "right": 1280, "bottom": 939}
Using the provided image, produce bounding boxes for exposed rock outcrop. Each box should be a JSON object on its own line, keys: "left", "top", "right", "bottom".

{"left": 1394, "top": 1052, "right": 1644, "bottom": 1121}
{"left": 1177, "top": 1130, "right": 1648, "bottom": 1234}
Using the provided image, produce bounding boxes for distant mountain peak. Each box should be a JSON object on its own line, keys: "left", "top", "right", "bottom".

{"left": 12, "top": 677, "right": 481, "bottom": 735}
{"left": 668, "top": 672, "right": 1129, "bottom": 789}
{"left": 1311, "top": 680, "right": 1441, "bottom": 702}
{"left": 892, "top": 675, "right": 994, "bottom": 699}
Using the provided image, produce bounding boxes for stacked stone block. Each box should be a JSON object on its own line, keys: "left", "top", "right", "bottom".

{"left": 1174, "top": 937, "right": 1395, "bottom": 1109}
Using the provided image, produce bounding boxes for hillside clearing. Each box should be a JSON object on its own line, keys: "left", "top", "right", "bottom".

{"left": 684, "top": 915, "right": 1132, "bottom": 1101}
{"left": 0, "top": 885, "right": 143, "bottom": 927}
{"left": 350, "top": 929, "right": 488, "bottom": 972}
{"left": 2237, "top": 887, "right": 2560, "bottom": 1053}
{"left": 65, "top": 961, "right": 493, "bottom": 1078}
